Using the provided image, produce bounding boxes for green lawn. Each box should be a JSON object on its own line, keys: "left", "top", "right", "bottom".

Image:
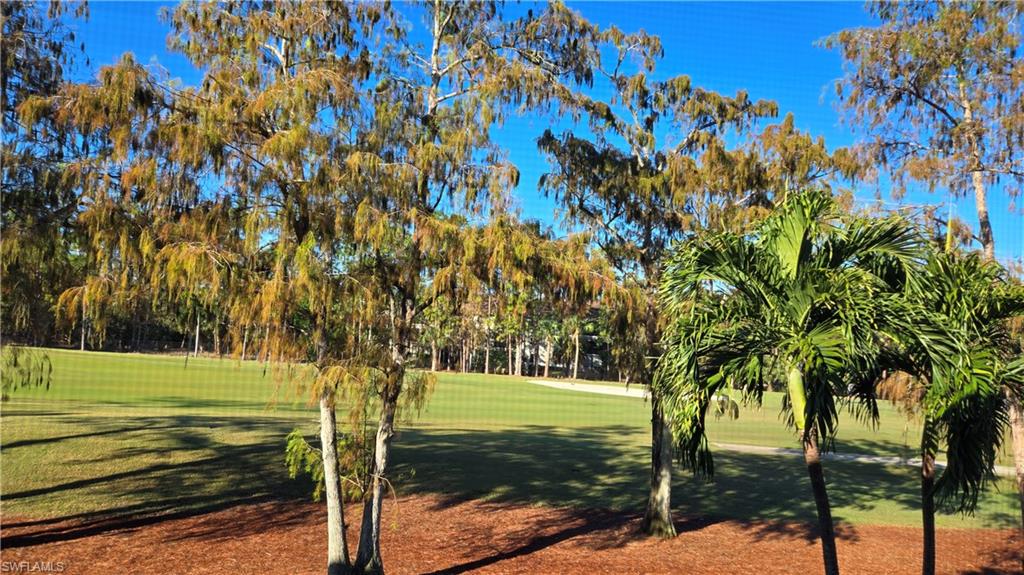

{"left": 1, "top": 348, "right": 1018, "bottom": 530}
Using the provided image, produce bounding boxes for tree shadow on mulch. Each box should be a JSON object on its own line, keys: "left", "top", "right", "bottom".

{"left": 959, "top": 534, "right": 1024, "bottom": 575}
{"left": 392, "top": 426, "right": 1017, "bottom": 541}
{"left": 418, "top": 506, "right": 641, "bottom": 575}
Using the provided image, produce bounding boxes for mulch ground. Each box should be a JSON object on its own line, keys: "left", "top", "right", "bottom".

{"left": 2, "top": 495, "right": 1020, "bottom": 574}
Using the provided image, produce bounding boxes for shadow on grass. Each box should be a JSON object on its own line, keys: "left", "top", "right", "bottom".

{"left": 3, "top": 412, "right": 1019, "bottom": 561}
{"left": 393, "top": 426, "right": 1019, "bottom": 537}
{"left": 1, "top": 413, "right": 314, "bottom": 548}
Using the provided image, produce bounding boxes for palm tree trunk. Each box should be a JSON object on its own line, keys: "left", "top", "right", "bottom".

{"left": 919, "top": 418, "right": 939, "bottom": 575}
{"left": 804, "top": 425, "right": 840, "bottom": 575}
{"left": 320, "top": 388, "right": 351, "bottom": 575}
{"left": 921, "top": 452, "right": 936, "bottom": 575}
{"left": 642, "top": 399, "right": 676, "bottom": 538}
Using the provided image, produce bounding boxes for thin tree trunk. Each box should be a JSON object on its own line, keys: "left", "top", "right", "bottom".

{"left": 572, "top": 327, "right": 580, "bottom": 380}
{"left": 961, "top": 87, "right": 995, "bottom": 261}
{"left": 506, "top": 334, "right": 512, "bottom": 375}
{"left": 262, "top": 325, "right": 271, "bottom": 365}
{"left": 919, "top": 418, "right": 939, "bottom": 575}
{"left": 355, "top": 373, "right": 400, "bottom": 575}
{"left": 804, "top": 426, "right": 840, "bottom": 575}
{"left": 193, "top": 313, "right": 201, "bottom": 358}
{"left": 514, "top": 335, "right": 523, "bottom": 376}
{"left": 921, "top": 450, "right": 936, "bottom": 575}
{"left": 80, "top": 296, "right": 86, "bottom": 351}
{"left": 320, "top": 387, "right": 351, "bottom": 575}
{"left": 642, "top": 399, "right": 676, "bottom": 538}
{"left": 460, "top": 339, "right": 467, "bottom": 373}
{"left": 536, "top": 339, "right": 544, "bottom": 376}
{"left": 484, "top": 334, "right": 490, "bottom": 375}
{"left": 543, "top": 336, "right": 551, "bottom": 378}
{"left": 963, "top": 87, "right": 1023, "bottom": 538}
{"left": 214, "top": 318, "right": 221, "bottom": 357}
{"left": 241, "top": 327, "right": 248, "bottom": 361}
{"left": 971, "top": 171, "right": 995, "bottom": 260}
{"left": 1007, "top": 390, "right": 1024, "bottom": 541}
{"left": 430, "top": 341, "right": 438, "bottom": 372}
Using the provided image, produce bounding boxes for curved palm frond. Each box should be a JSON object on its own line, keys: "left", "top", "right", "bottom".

{"left": 657, "top": 188, "right": 930, "bottom": 476}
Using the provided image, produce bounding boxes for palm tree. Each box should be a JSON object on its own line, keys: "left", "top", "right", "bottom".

{"left": 654, "top": 189, "right": 933, "bottom": 575}
{"left": 877, "top": 251, "right": 1024, "bottom": 575}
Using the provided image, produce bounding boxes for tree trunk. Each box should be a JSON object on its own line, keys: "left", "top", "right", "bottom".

{"left": 514, "top": 335, "right": 523, "bottom": 377}
{"left": 971, "top": 170, "right": 994, "bottom": 260}
{"left": 543, "top": 336, "right": 551, "bottom": 378}
{"left": 803, "top": 426, "right": 840, "bottom": 575}
{"left": 536, "top": 339, "right": 544, "bottom": 376}
{"left": 214, "top": 318, "right": 221, "bottom": 357}
{"left": 320, "top": 388, "right": 351, "bottom": 575}
{"left": 961, "top": 88, "right": 995, "bottom": 261}
{"left": 642, "top": 400, "right": 676, "bottom": 538}
{"left": 506, "top": 334, "right": 512, "bottom": 375}
{"left": 963, "top": 86, "right": 1024, "bottom": 539}
{"left": 80, "top": 296, "right": 87, "bottom": 351}
{"left": 460, "top": 339, "right": 467, "bottom": 373}
{"left": 484, "top": 335, "right": 490, "bottom": 375}
{"left": 241, "top": 327, "right": 248, "bottom": 361}
{"left": 430, "top": 341, "right": 438, "bottom": 372}
{"left": 193, "top": 313, "right": 201, "bottom": 358}
{"left": 572, "top": 327, "right": 580, "bottom": 380}
{"left": 1007, "top": 390, "right": 1024, "bottom": 541}
{"left": 262, "top": 325, "right": 271, "bottom": 365}
{"left": 354, "top": 375, "right": 400, "bottom": 575}
{"left": 921, "top": 450, "right": 936, "bottom": 575}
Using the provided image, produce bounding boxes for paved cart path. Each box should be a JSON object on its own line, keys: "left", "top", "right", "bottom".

{"left": 526, "top": 379, "right": 1016, "bottom": 477}
{"left": 527, "top": 378, "right": 649, "bottom": 398}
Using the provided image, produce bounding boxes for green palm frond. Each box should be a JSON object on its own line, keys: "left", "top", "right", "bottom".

{"left": 657, "top": 188, "right": 931, "bottom": 477}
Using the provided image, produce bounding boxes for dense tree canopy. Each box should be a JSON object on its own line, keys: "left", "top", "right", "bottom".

{"left": 4, "top": 3, "right": 1023, "bottom": 575}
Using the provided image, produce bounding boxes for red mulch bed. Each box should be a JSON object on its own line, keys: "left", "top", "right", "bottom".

{"left": 1, "top": 495, "right": 1019, "bottom": 574}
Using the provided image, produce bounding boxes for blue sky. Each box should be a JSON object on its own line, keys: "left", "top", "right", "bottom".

{"left": 67, "top": 1, "right": 1023, "bottom": 263}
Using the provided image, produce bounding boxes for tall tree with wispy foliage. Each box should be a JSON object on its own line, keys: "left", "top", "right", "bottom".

{"left": 536, "top": 25, "right": 861, "bottom": 536}
{"left": 1, "top": 0, "right": 89, "bottom": 346}
{"left": 36, "top": 2, "right": 381, "bottom": 574}
{"left": 335, "top": 2, "right": 600, "bottom": 570}
{"left": 827, "top": 0, "right": 1024, "bottom": 531}
{"left": 536, "top": 26, "right": 776, "bottom": 537}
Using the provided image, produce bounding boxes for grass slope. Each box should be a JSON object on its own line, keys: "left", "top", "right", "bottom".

{"left": 1, "top": 348, "right": 1018, "bottom": 529}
